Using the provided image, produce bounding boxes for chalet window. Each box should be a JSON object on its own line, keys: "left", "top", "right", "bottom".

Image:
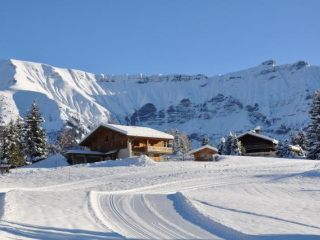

{"left": 133, "top": 140, "right": 139, "bottom": 146}
{"left": 112, "top": 134, "right": 115, "bottom": 139}
{"left": 106, "top": 136, "right": 109, "bottom": 142}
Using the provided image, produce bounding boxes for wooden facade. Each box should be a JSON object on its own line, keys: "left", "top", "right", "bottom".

{"left": 237, "top": 132, "right": 277, "bottom": 156}
{"left": 189, "top": 145, "right": 218, "bottom": 161}
{"left": 68, "top": 124, "right": 174, "bottom": 164}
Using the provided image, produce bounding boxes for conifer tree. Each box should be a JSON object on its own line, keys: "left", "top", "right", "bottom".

{"left": 230, "top": 135, "right": 244, "bottom": 155}
{"left": 275, "top": 141, "right": 284, "bottom": 157}
{"left": 201, "top": 137, "right": 210, "bottom": 146}
{"left": 218, "top": 137, "right": 226, "bottom": 155}
{"left": 5, "top": 118, "right": 25, "bottom": 166}
{"left": 295, "top": 129, "right": 309, "bottom": 151}
{"left": 307, "top": 90, "right": 320, "bottom": 160}
{"left": 23, "top": 100, "right": 48, "bottom": 162}
{"left": 289, "top": 131, "right": 298, "bottom": 145}
{"left": 282, "top": 139, "right": 294, "bottom": 158}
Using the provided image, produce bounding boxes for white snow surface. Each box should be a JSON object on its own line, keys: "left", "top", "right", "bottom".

{"left": 0, "top": 155, "right": 320, "bottom": 239}
{"left": 22, "top": 154, "right": 69, "bottom": 168}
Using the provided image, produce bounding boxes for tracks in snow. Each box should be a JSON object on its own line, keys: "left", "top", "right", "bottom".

{"left": 96, "top": 193, "right": 217, "bottom": 239}
{"left": 89, "top": 178, "right": 264, "bottom": 239}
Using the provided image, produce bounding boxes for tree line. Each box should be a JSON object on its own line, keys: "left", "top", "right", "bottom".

{"left": 0, "top": 100, "right": 48, "bottom": 167}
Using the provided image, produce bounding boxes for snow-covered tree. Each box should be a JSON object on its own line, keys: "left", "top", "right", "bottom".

{"left": 276, "top": 140, "right": 293, "bottom": 158}
{"left": 66, "top": 115, "right": 86, "bottom": 141}
{"left": 57, "top": 128, "right": 78, "bottom": 151}
{"left": 283, "top": 140, "right": 294, "bottom": 158}
{"left": 0, "top": 116, "right": 6, "bottom": 162}
{"left": 307, "top": 90, "right": 320, "bottom": 160}
{"left": 23, "top": 100, "right": 48, "bottom": 162}
{"left": 230, "top": 135, "right": 244, "bottom": 156}
{"left": 201, "top": 137, "right": 210, "bottom": 146}
{"left": 275, "top": 141, "right": 285, "bottom": 157}
{"left": 295, "top": 129, "right": 308, "bottom": 151}
{"left": 4, "top": 118, "right": 25, "bottom": 167}
{"left": 166, "top": 129, "right": 191, "bottom": 155}
{"left": 218, "top": 137, "right": 226, "bottom": 155}
{"left": 219, "top": 132, "right": 244, "bottom": 155}
{"left": 289, "top": 131, "right": 298, "bottom": 146}
{"left": 180, "top": 132, "right": 191, "bottom": 155}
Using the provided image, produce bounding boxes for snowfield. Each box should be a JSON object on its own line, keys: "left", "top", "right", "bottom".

{"left": 0, "top": 155, "right": 319, "bottom": 239}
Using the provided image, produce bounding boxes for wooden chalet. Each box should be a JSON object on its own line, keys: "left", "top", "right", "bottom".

{"left": 188, "top": 145, "right": 218, "bottom": 161}
{"left": 237, "top": 127, "right": 278, "bottom": 156}
{"left": 65, "top": 124, "right": 174, "bottom": 164}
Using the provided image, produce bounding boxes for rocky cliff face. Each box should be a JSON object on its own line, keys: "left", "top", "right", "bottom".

{"left": 0, "top": 59, "right": 319, "bottom": 144}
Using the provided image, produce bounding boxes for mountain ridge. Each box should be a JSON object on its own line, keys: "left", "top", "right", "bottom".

{"left": 0, "top": 58, "right": 319, "bottom": 144}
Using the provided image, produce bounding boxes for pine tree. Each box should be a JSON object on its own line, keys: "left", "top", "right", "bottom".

{"left": 295, "top": 129, "right": 309, "bottom": 151}
{"left": 5, "top": 118, "right": 25, "bottom": 167}
{"left": 0, "top": 116, "right": 6, "bottom": 163}
{"left": 201, "top": 137, "right": 210, "bottom": 146}
{"left": 230, "top": 135, "right": 244, "bottom": 155}
{"left": 224, "top": 132, "right": 233, "bottom": 155}
{"left": 23, "top": 100, "right": 48, "bottom": 162}
{"left": 169, "top": 129, "right": 181, "bottom": 155}
{"left": 307, "top": 90, "right": 320, "bottom": 160}
{"left": 218, "top": 137, "right": 225, "bottom": 155}
{"left": 275, "top": 141, "right": 284, "bottom": 157}
{"left": 282, "top": 140, "right": 294, "bottom": 158}
{"left": 289, "top": 131, "right": 298, "bottom": 145}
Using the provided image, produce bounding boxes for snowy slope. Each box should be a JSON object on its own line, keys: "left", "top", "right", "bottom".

{"left": 0, "top": 59, "right": 320, "bottom": 143}
{"left": 0, "top": 156, "right": 319, "bottom": 239}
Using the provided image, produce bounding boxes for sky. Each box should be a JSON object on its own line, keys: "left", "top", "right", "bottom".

{"left": 0, "top": 0, "right": 319, "bottom": 76}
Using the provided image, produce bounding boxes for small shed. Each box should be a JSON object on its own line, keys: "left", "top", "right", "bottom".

{"left": 188, "top": 145, "right": 218, "bottom": 161}
{"left": 0, "top": 164, "right": 11, "bottom": 174}
{"left": 64, "top": 150, "right": 118, "bottom": 165}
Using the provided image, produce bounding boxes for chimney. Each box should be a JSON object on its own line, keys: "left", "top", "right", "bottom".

{"left": 254, "top": 126, "right": 261, "bottom": 134}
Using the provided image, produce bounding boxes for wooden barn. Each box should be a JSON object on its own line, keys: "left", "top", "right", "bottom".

{"left": 188, "top": 145, "right": 218, "bottom": 161}
{"left": 237, "top": 128, "right": 278, "bottom": 156}
{"left": 65, "top": 124, "right": 174, "bottom": 164}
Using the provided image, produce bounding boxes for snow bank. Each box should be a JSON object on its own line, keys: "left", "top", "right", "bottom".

{"left": 76, "top": 155, "right": 156, "bottom": 168}
{"left": 23, "top": 154, "right": 69, "bottom": 168}
{"left": 169, "top": 192, "right": 258, "bottom": 240}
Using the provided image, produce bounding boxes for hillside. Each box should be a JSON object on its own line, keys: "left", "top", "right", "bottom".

{"left": 0, "top": 59, "right": 319, "bottom": 143}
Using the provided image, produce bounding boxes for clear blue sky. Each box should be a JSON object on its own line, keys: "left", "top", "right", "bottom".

{"left": 1, "top": 0, "right": 319, "bottom": 75}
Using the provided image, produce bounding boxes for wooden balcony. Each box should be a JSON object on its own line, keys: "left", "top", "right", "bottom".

{"left": 244, "top": 144, "right": 274, "bottom": 151}
{"left": 144, "top": 146, "right": 173, "bottom": 154}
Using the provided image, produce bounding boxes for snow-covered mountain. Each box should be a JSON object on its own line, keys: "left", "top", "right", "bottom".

{"left": 0, "top": 59, "right": 319, "bottom": 144}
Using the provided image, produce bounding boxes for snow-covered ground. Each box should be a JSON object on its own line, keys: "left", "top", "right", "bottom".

{"left": 0, "top": 155, "right": 319, "bottom": 239}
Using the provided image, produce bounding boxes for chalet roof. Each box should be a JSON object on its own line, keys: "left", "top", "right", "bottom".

{"left": 80, "top": 123, "right": 174, "bottom": 145}
{"left": 188, "top": 145, "right": 218, "bottom": 155}
{"left": 237, "top": 131, "right": 279, "bottom": 144}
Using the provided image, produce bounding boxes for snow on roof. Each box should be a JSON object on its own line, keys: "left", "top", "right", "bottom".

{"left": 237, "top": 131, "right": 279, "bottom": 144}
{"left": 188, "top": 145, "right": 218, "bottom": 155}
{"left": 80, "top": 123, "right": 174, "bottom": 144}
{"left": 289, "top": 145, "right": 301, "bottom": 152}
